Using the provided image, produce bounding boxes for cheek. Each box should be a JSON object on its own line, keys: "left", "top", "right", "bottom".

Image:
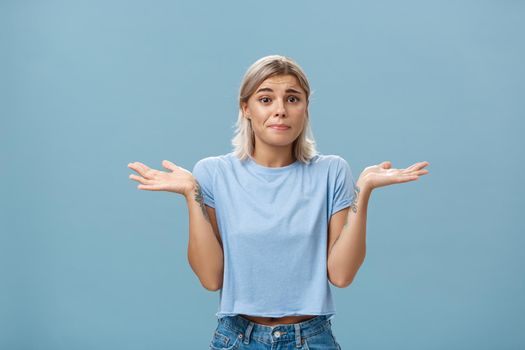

{"left": 252, "top": 113, "right": 272, "bottom": 126}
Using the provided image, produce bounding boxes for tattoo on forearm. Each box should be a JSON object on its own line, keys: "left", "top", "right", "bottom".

{"left": 193, "top": 180, "right": 211, "bottom": 224}
{"left": 350, "top": 185, "right": 360, "bottom": 213}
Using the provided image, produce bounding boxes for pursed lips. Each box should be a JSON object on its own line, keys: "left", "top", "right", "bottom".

{"left": 268, "top": 124, "right": 291, "bottom": 129}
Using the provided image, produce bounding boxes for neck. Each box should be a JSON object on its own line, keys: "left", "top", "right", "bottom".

{"left": 251, "top": 143, "right": 295, "bottom": 168}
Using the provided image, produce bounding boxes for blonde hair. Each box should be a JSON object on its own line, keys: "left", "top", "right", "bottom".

{"left": 231, "top": 55, "right": 319, "bottom": 164}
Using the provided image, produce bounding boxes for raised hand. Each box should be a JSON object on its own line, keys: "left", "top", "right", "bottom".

{"left": 357, "top": 161, "right": 430, "bottom": 191}
{"left": 127, "top": 160, "right": 196, "bottom": 196}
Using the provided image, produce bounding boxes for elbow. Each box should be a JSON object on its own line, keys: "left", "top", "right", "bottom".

{"left": 330, "top": 276, "right": 353, "bottom": 289}
{"left": 202, "top": 277, "right": 223, "bottom": 292}
{"left": 328, "top": 264, "right": 362, "bottom": 288}
{"left": 332, "top": 261, "right": 365, "bottom": 288}
{"left": 187, "top": 249, "right": 223, "bottom": 292}
{"left": 328, "top": 269, "right": 352, "bottom": 288}
{"left": 203, "top": 283, "right": 221, "bottom": 292}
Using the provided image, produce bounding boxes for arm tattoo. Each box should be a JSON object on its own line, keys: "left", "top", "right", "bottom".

{"left": 350, "top": 185, "right": 360, "bottom": 213}
{"left": 343, "top": 185, "right": 360, "bottom": 228}
{"left": 193, "top": 180, "right": 211, "bottom": 224}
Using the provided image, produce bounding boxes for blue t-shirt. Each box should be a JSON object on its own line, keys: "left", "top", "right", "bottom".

{"left": 191, "top": 152, "right": 356, "bottom": 320}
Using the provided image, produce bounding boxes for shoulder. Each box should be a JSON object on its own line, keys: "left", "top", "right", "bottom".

{"left": 194, "top": 152, "right": 233, "bottom": 168}
{"left": 307, "top": 153, "right": 349, "bottom": 170}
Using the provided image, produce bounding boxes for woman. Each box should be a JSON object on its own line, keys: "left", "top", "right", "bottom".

{"left": 128, "top": 55, "right": 429, "bottom": 349}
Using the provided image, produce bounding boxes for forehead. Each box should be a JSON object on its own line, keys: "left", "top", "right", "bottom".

{"left": 258, "top": 74, "right": 301, "bottom": 89}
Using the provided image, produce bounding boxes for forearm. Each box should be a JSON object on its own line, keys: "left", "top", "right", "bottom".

{"left": 327, "top": 181, "right": 372, "bottom": 287}
{"left": 185, "top": 184, "right": 224, "bottom": 291}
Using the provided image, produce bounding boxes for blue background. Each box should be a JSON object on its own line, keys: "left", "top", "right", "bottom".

{"left": 2, "top": 0, "right": 523, "bottom": 349}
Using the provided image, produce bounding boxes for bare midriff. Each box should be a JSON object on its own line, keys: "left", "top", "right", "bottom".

{"left": 238, "top": 314, "right": 317, "bottom": 326}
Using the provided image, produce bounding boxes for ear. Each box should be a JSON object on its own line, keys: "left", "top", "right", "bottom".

{"left": 241, "top": 101, "right": 250, "bottom": 118}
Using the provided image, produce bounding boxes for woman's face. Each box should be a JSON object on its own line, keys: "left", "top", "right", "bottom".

{"left": 241, "top": 74, "right": 308, "bottom": 150}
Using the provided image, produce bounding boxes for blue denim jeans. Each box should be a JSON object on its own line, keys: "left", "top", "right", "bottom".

{"left": 208, "top": 314, "right": 342, "bottom": 350}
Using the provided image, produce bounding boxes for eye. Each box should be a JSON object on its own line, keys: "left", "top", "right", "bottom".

{"left": 288, "top": 96, "right": 300, "bottom": 103}
{"left": 259, "top": 97, "right": 271, "bottom": 103}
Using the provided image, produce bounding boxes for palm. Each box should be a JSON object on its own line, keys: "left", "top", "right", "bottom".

{"left": 127, "top": 160, "right": 194, "bottom": 194}
{"left": 359, "top": 161, "right": 430, "bottom": 190}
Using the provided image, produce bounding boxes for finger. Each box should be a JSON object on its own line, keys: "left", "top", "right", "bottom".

{"left": 128, "top": 162, "right": 147, "bottom": 173}
{"left": 416, "top": 161, "right": 430, "bottom": 170}
{"left": 128, "top": 162, "right": 154, "bottom": 178}
{"left": 162, "top": 159, "right": 179, "bottom": 171}
{"left": 400, "top": 177, "right": 419, "bottom": 183}
{"left": 129, "top": 174, "right": 154, "bottom": 185}
{"left": 406, "top": 161, "right": 430, "bottom": 171}
{"left": 402, "top": 168, "right": 429, "bottom": 176}
{"left": 396, "top": 174, "right": 420, "bottom": 182}
{"left": 379, "top": 161, "right": 392, "bottom": 169}
{"left": 137, "top": 184, "right": 165, "bottom": 191}
{"left": 404, "top": 163, "right": 419, "bottom": 171}
{"left": 128, "top": 161, "right": 150, "bottom": 172}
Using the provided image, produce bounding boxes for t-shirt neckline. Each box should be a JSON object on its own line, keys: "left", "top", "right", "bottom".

{"left": 246, "top": 154, "right": 300, "bottom": 174}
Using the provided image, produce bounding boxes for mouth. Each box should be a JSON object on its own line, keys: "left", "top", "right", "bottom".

{"left": 268, "top": 125, "right": 291, "bottom": 130}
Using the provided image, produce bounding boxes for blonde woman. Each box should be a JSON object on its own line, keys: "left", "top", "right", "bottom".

{"left": 128, "top": 55, "right": 430, "bottom": 349}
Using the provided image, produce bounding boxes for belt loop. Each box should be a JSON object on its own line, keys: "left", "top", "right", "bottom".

{"left": 243, "top": 321, "right": 254, "bottom": 345}
{"left": 294, "top": 323, "right": 302, "bottom": 348}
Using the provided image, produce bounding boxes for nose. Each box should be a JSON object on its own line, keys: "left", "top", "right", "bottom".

{"left": 274, "top": 99, "right": 286, "bottom": 117}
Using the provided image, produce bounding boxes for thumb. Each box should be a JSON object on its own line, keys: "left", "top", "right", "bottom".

{"left": 380, "top": 161, "right": 392, "bottom": 169}
{"left": 162, "top": 159, "right": 178, "bottom": 171}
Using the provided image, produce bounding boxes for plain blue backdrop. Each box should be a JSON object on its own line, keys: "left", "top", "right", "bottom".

{"left": 1, "top": 0, "right": 523, "bottom": 349}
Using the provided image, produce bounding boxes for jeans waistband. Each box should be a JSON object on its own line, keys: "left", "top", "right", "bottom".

{"left": 219, "top": 314, "right": 332, "bottom": 345}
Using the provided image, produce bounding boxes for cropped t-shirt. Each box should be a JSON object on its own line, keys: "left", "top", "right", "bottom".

{"left": 191, "top": 152, "right": 356, "bottom": 321}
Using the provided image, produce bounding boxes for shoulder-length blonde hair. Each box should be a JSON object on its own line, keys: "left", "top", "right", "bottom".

{"left": 231, "top": 55, "right": 319, "bottom": 164}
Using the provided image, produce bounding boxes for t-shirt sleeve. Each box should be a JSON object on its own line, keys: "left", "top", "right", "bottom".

{"left": 330, "top": 156, "right": 356, "bottom": 217}
{"left": 191, "top": 158, "right": 216, "bottom": 208}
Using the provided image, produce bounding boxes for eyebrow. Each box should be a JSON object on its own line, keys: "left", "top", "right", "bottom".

{"left": 255, "top": 87, "right": 303, "bottom": 95}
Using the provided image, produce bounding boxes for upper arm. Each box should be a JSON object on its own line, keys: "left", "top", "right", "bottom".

{"left": 206, "top": 205, "right": 222, "bottom": 248}
{"left": 327, "top": 207, "right": 350, "bottom": 257}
